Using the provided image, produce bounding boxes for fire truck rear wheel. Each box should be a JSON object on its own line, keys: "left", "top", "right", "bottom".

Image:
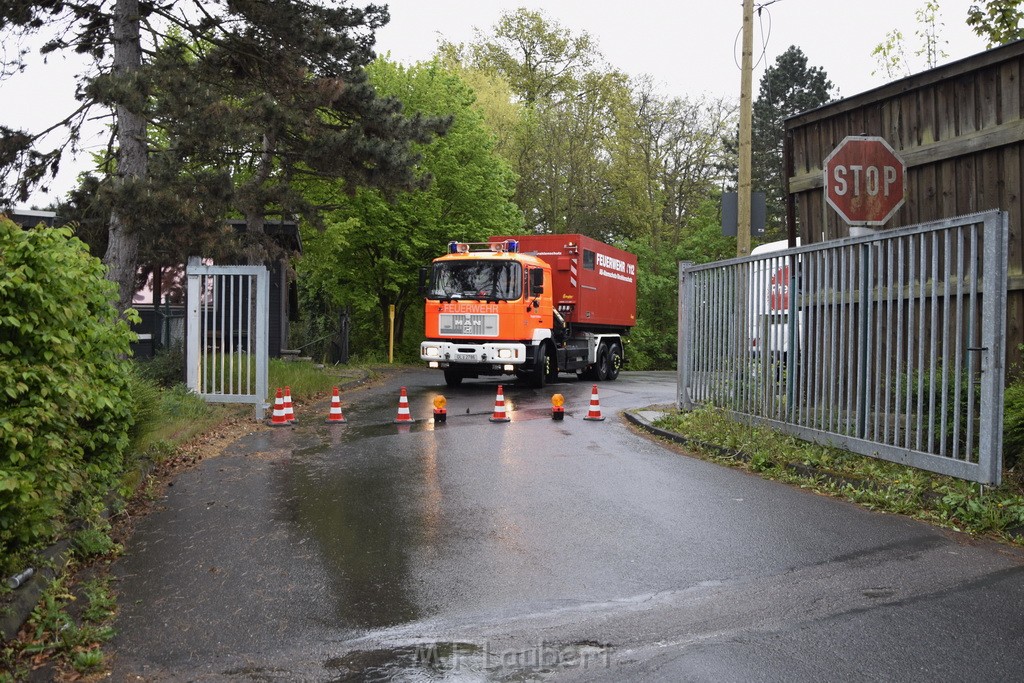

{"left": 607, "top": 342, "right": 623, "bottom": 380}
{"left": 443, "top": 369, "right": 464, "bottom": 387}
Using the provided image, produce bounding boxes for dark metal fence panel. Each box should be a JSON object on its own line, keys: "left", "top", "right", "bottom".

{"left": 678, "top": 211, "right": 1008, "bottom": 485}
{"left": 186, "top": 258, "right": 270, "bottom": 420}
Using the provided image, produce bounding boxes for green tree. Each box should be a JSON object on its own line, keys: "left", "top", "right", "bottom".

{"left": 1, "top": 2, "right": 446, "bottom": 311}
{"left": 967, "top": 0, "right": 1024, "bottom": 46}
{"left": 1, "top": 0, "right": 151, "bottom": 311}
{"left": 435, "top": 54, "right": 524, "bottom": 161}
{"left": 297, "top": 58, "right": 521, "bottom": 358}
{"left": 627, "top": 198, "right": 735, "bottom": 370}
{"left": 441, "top": 9, "right": 621, "bottom": 236}
{"left": 452, "top": 8, "right": 597, "bottom": 107}
{"left": 608, "top": 77, "right": 736, "bottom": 249}
{"left": 752, "top": 46, "right": 834, "bottom": 239}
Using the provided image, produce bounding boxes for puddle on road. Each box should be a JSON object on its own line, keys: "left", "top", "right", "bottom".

{"left": 324, "top": 641, "right": 612, "bottom": 681}
{"left": 274, "top": 380, "right": 612, "bottom": 633}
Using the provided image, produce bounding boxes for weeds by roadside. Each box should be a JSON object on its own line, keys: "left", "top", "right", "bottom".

{"left": 1, "top": 567, "right": 119, "bottom": 680}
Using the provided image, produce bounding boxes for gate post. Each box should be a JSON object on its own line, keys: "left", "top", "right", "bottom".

{"left": 255, "top": 265, "right": 270, "bottom": 421}
{"left": 186, "top": 256, "right": 201, "bottom": 392}
{"left": 678, "top": 261, "right": 694, "bottom": 411}
{"left": 978, "top": 211, "right": 1008, "bottom": 485}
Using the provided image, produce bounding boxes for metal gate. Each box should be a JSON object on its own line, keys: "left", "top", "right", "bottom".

{"left": 678, "top": 211, "right": 1008, "bottom": 485}
{"left": 186, "top": 257, "right": 269, "bottom": 420}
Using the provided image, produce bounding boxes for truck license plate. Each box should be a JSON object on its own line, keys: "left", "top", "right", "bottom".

{"left": 455, "top": 353, "right": 476, "bottom": 361}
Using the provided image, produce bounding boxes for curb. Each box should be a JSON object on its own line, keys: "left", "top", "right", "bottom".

{"left": 0, "top": 540, "right": 72, "bottom": 642}
{"left": 623, "top": 409, "right": 751, "bottom": 464}
{"left": 623, "top": 408, "right": 899, "bottom": 494}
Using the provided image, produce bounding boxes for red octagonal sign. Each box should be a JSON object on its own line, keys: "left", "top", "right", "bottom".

{"left": 823, "top": 136, "right": 906, "bottom": 226}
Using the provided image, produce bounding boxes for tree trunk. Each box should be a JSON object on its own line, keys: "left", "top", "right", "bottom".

{"left": 103, "top": 0, "right": 147, "bottom": 313}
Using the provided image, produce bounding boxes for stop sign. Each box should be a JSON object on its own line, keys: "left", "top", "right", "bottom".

{"left": 823, "top": 136, "right": 906, "bottom": 226}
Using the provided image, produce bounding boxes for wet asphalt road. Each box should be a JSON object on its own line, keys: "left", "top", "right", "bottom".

{"left": 111, "top": 370, "right": 1024, "bottom": 681}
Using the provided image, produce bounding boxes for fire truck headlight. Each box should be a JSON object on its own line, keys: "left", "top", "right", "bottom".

{"left": 424, "top": 346, "right": 440, "bottom": 358}
{"left": 497, "top": 348, "right": 513, "bottom": 360}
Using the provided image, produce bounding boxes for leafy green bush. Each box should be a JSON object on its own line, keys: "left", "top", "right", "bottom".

{"left": 0, "top": 218, "right": 137, "bottom": 570}
{"left": 135, "top": 342, "right": 184, "bottom": 387}
{"left": 126, "top": 370, "right": 161, "bottom": 447}
{"left": 1005, "top": 378, "right": 1024, "bottom": 470}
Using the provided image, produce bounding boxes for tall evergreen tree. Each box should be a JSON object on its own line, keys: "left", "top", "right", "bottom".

{"left": 0, "top": 1, "right": 447, "bottom": 311}
{"left": 751, "top": 46, "right": 834, "bottom": 240}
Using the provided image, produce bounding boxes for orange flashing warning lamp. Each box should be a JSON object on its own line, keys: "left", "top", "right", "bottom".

{"left": 433, "top": 395, "right": 448, "bottom": 423}
{"left": 551, "top": 393, "right": 565, "bottom": 421}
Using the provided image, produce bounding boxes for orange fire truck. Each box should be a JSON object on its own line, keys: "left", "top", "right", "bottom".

{"left": 420, "top": 234, "right": 637, "bottom": 387}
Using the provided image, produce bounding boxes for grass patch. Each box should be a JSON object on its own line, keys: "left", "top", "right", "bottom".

{"left": 267, "top": 358, "right": 374, "bottom": 401}
{"left": 652, "top": 405, "right": 1024, "bottom": 543}
{"left": 130, "top": 383, "right": 240, "bottom": 461}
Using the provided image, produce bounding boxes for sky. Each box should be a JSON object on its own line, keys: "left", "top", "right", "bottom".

{"left": 3, "top": 0, "right": 990, "bottom": 207}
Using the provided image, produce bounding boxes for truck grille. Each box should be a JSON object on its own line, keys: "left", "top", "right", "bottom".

{"left": 439, "top": 313, "right": 499, "bottom": 337}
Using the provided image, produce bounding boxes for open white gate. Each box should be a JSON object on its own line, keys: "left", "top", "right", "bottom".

{"left": 186, "top": 257, "right": 269, "bottom": 419}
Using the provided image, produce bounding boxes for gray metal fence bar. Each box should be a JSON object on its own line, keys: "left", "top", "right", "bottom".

{"left": 678, "top": 211, "right": 1008, "bottom": 485}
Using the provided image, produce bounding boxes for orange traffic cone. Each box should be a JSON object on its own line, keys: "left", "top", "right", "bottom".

{"left": 583, "top": 384, "right": 605, "bottom": 421}
{"left": 325, "top": 386, "right": 347, "bottom": 424}
{"left": 268, "top": 388, "right": 289, "bottom": 426}
{"left": 489, "top": 384, "right": 511, "bottom": 423}
{"left": 394, "top": 386, "right": 413, "bottom": 423}
{"left": 283, "top": 386, "right": 296, "bottom": 423}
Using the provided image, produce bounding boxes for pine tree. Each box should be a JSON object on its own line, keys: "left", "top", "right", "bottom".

{"left": 751, "top": 46, "right": 834, "bottom": 240}
{"left": 1, "top": 1, "right": 448, "bottom": 311}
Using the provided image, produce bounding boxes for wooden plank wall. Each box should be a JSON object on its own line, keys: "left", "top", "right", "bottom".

{"left": 786, "top": 42, "right": 1024, "bottom": 372}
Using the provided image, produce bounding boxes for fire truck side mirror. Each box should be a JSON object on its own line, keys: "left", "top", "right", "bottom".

{"left": 530, "top": 268, "right": 544, "bottom": 296}
{"left": 418, "top": 267, "right": 429, "bottom": 295}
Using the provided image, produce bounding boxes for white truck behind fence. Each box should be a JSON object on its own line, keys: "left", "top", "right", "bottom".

{"left": 678, "top": 211, "right": 1008, "bottom": 485}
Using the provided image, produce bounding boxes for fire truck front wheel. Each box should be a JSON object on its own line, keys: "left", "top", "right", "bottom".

{"left": 443, "top": 369, "right": 464, "bottom": 387}
{"left": 529, "top": 344, "right": 552, "bottom": 388}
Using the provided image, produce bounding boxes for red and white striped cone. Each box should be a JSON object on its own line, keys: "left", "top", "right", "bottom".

{"left": 489, "top": 384, "right": 511, "bottom": 423}
{"left": 583, "top": 384, "right": 606, "bottom": 421}
{"left": 394, "top": 386, "right": 413, "bottom": 423}
{"left": 325, "top": 386, "right": 347, "bottom": 424}
{"left": 283, "top": 386, "right": 296, "bottom": 423}
{"left": 268, "top": 388, "right": 289, "bottom": 426}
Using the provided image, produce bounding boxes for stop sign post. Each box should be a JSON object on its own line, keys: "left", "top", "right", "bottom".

{"left": 823, "top": 136, "right": 906, "bottom": 226}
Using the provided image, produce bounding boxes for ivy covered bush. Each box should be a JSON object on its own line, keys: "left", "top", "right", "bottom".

{"left": 1006, "top": 376, "right": 1024, "bottom": 471}
{"left": 0, "top": 217, "right": 137, "bottom": 569}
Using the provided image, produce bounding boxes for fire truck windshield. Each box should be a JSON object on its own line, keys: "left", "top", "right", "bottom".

{"left": 430, "top": 260, "right": 522, "bottom": 301}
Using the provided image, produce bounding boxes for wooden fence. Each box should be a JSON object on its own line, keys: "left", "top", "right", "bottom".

{"left": 785, "top": 40, "right": 1024, "bottom": 371}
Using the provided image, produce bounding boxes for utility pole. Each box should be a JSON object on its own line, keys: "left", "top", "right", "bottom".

{"left": 737, "top": 0, "right": 754, "bottom": 257}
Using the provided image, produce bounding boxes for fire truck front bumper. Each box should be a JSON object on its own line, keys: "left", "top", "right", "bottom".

{"left": 420, "top": 341, "right": 528, "bottom": 369}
